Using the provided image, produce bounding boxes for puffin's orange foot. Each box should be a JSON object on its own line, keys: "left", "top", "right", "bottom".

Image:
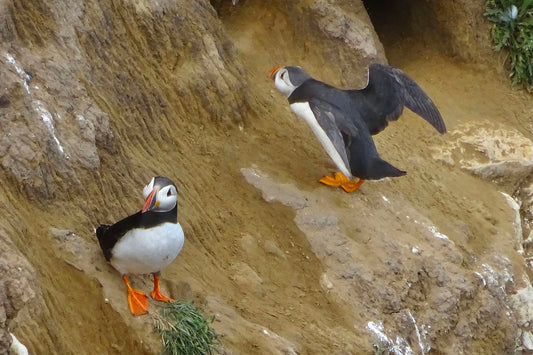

{"left": 319, "top": 172, "right": 364, "bottom": 193}
{"left": 319, "top": 174, "right": 342, "bottom": 186}
{"left": 122, "top": 275, "right": 148, "bottom": 316}
{"left": 340, "top": 179, "right": 364, "bottom": 193}
{"left": 128, "top": 289, "right": 149, "bottom": 316}
{"left": 151, "top": 274, "right": 174, "bottom": 303}
{"left": 151, "top": 289, "right": 174, "bottom": 302}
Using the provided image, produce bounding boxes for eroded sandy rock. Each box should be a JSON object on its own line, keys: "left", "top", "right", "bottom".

{"left": 510, "top": 286, "right": 533, "bottom": 351}
{"left": 310, "top": 0, "right": 379, "bottom": 58}
{"left": 216, "top": 0, "right": 386, "bottom": 86}
{"left": 0, "top": 0, "right": 249, "bottom": 201}
{"left": 0, "top": 41, "right": 115, "bottom": 200}
{"left": 517, "top": 178, "right": 533, "bottom": 257}
{"left": 0, "top": 230, "right": 40, "bottom": 355}
{"left": 432, "top": 122, "right": 533, "bottom": 187}
{"left": 1, "top": 0, "right": 532, "bottom": 353}
{"left": 302, "top": 0, "right": 386, "bottom": 85}
{"left": 242, "top": 166, "right": 524, "bottom": 354}
{"left": 432, "top": 122, "right": 533, "bottom": 256}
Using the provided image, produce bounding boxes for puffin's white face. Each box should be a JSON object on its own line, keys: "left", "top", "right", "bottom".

{"left": 272, "top": 67, "right": 298, "bottom": 98}
{"left": 142, "top": 177, "right": 178, "bottom": 213}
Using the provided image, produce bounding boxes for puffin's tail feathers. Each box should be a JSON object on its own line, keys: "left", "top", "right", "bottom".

{"left": 369, "top": 159, "right": 407, "bottom": 179}
{"left": 347, "top": 134, "right": 407, "bottom": 180}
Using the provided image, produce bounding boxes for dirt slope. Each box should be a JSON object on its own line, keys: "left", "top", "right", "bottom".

{"left": 1, "top": 0, "right": 532, "bottom": 354}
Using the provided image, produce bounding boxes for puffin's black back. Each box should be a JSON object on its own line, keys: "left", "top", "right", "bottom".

{"left": 96, "top": 205, "right": 177, "bottom": 261}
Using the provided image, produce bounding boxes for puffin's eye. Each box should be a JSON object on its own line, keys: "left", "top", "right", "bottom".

{"left": 281, "top": 72, "right": 285, "bottom": 79}
{"left": 167, "top": 189, "right": 172, "bottom": 197}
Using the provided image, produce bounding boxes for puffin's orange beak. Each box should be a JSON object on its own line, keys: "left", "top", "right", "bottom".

{"left": 142, "top": 189, "right": 157, "bottom": 213}
{"left": 269, "top": 66, "right": 281, "bottom": 80}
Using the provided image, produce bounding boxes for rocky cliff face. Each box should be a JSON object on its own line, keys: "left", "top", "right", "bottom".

{"left": 1, "top": 0, "right": 532, "bottom": 354}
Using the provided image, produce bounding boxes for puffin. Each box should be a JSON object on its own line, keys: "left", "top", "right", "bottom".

{"left": 96, "top": 176, "right": 184, "bottom": 316}
{"left": 269, "top": 64, "right": 446, "bottom": 192}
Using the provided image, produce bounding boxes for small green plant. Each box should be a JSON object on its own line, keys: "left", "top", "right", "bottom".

{"left": 484, "top": 0, "right": 533, "bottom": 89}
{"left": 154, "top": 301, "right": 219, "bottom": 355}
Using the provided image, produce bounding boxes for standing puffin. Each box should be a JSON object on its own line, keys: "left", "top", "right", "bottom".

{"left": 269, "top": 64, "right": 446, "bottom": 192}
{"left": 96, "top": 176, "right": 184, "bottom": 316}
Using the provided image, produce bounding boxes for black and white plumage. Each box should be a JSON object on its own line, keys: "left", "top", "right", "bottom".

{"left": 270, "top": 64, "right": 446, "bottom": 191}
{"left": 96, "top": 176, "right": 184, "bottom": 315}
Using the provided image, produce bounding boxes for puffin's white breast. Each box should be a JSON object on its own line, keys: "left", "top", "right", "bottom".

{"left": 110, "top": 222, "right": 184, "bottom": 275}
{"left": 290, "top": 102, "right": 352, "bottom": 178}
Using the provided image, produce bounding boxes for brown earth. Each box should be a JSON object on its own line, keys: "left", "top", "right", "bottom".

{"left": 1, "top": 0, "right": 532, "bottom": 354}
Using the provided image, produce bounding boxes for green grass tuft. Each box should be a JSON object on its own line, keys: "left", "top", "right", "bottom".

{"left": 154, "top": 301, "right": 219, "bottom": 355}
{"left": 484, "top": 0, "right": 533, "bottom": 89}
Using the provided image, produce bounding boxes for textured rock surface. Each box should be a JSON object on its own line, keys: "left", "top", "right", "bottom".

{"left": 510, "top": 286, "right": 533, "bottom": 352}
{"left": 0, "top": 0, "right": 532, "bottom": 353}
{"left": 0, "top": 229, "right": 39, "bottom": 355}
{"left": 0, "top": 0, "right": 249, "bottom": 352}
{"left": 0, "top": 44, "right": 114, "bottom": 200}
{"left": 242, "top": 166, "right": 525, "bottom": 354}
{"left": 517, "top": 178, "right": 533, "bottom": 261}
{"left": 214, "top": 0, "right": 385, "bottom": 87}
{"left": 431, "top": 122, "right": 533, "bottom": 187}
{"left": 306, "top": 0, "right": 385, "bottom": 84}
{"left": 432, "top": 122, "right": 533, "bottom": 266}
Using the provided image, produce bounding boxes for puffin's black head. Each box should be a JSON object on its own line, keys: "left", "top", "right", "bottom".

{"left": 141, "top": 176, "right": 178, "bottom": 213}
{"left": 269, "top": 66, "right": 312, "bottom": 98}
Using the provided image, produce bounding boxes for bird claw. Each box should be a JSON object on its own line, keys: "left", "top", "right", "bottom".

{"left": 319, "top": 173, "right": 364, "bottom": 193}
{"left": 319, "top": 175, "right": 342, "bottom": 186}
{"left": 151, "top": 289, "right": 174, "bottom": 303}
{"left": 127, "top": 289, "right": 149, "bottom": 316}
{"left": 151, "top": 274, "right": 174, "bottom": 302}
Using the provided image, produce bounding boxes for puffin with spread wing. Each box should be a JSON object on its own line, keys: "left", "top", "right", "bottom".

{"left": 269, "top": 64, "right": 446, "bottom": 192}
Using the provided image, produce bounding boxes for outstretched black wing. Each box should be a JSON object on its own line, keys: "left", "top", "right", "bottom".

{"left": 348, "top": 63, "right": 446, "bottom": 135}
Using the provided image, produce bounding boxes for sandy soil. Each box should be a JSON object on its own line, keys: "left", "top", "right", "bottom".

{"left": 4, "top": 0, "right": 532, "bottom": 354}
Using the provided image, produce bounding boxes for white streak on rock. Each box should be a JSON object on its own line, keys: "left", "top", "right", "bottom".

{"left": 474, "top": 272, "right": 486, "bottom": 287}
{"left": 34, "top": 100, "right": 67, "bottom": 155}
{"left": 428, "top": 225, "right": 449, "bottom": 240}
{"left": 366, "top": 321, "right": 414, "bottom": 355}
{"left": 5, "top": 53, "right": 31, "bottom": 94}
{"left": 5, "top": 52, "right": 69, "bottom": 159}
{"left": 407, "top": 310, "right": 430, "bottom": 354}
{"left": 261, "top": 328, "right": 298, "bottom": 355}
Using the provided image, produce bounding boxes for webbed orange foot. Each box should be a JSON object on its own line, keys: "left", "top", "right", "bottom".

{"left": 151, "top": 274, "right": 174, "bottom": 303}
{"left": 319, "top": 172, "right": 364, "bottom": 193}
{"left": 340, "top": 178, "right": 364, "bottom": 193}
{"left": 319, "top": 174, "right": 342, "bottom": 186}
{"left": 123, "top": 276, "right": 149, "bottom": 316}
